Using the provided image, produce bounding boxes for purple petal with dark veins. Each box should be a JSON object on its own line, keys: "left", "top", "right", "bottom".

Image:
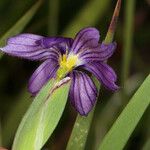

{"left": 0, "top": 34, "right": 73, "bottom": 61}
{"left": 82, "top": 62, "right": 119, "bottom": 91}
{"left": 28, "top": 59, "right": 59, "bottom": 95}
{"left": 70, "top": 27, "right": 100, "bottom": 54}
{"left": 79, "top": 42, "right": 117, "bottom": 63}
{"left": 38, "top": 37, "right": 73, "bottom": 48}
{"left": 69, "top": 70, "right": 97, "bottom": 116}
{"left": 37, "top": 37, "right": 73, "bottom": 54}
{"left": 7, "top": 33, "right": 44, "bottom": 45}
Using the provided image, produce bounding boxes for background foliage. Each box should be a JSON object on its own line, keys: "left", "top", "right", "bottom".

{"left": 0, "top": 0, "right": 149, "bottom": 149}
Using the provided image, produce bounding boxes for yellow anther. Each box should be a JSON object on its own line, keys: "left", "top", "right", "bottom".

{"left": 66, "top": 55, "right": 78, "bottom": 71}
{"left": 57, "top": 53, "right": 79, "bottom": 79}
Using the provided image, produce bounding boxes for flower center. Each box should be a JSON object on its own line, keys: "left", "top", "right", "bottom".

{"left": 57, "top": 53, "right": 78, "bottom": 79}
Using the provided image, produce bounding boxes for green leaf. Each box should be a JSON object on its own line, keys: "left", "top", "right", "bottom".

{"left": 0, "top": 0, "right": 42, "bottom": 58}
{"left": 48, "top": 0, "right": 59, "bottom": 35}
{"left": 121, "top": 0, "right": 135, "bottom": 99}
{"left": 12, "top": 78, "right": 71, "bottom": 150}
{"left": 99, "top": 74, "right": 150, "bottom": 150}
{"left": 94, "top": 74, "right": 143, "bottom": 148}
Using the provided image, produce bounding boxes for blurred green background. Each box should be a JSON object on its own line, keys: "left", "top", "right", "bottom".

{"left": 0, "top": 0, "right": 149, "bottom": 149}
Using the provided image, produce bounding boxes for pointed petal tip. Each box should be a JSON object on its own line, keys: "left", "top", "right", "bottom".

{"left": 71, "top": 102, "right": 94, "bottom": 116}
{"left": 82, "top": 62, "right": 119, "bottom": 92}
{"left": 109, "top": 84, "right": 120, "bottom": 92}
{"left": 78, "top": 108, "right": 93, "bottom": 116}
{"left": 0, "top": 34, "right": 74, "bottom": 61}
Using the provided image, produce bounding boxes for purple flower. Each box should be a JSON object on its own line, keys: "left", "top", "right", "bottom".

{"left": 0, "top": 27, "right": 119, "bottom": 116}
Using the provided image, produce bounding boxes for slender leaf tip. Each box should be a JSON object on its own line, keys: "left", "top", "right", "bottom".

{"left": 104, "top": 0, "right": 122, "bottom": 44}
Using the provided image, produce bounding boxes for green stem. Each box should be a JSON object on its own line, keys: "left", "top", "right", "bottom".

{"left": 48, "top": 0, "right": 59, "bottom": 35}
{"left": 121, "top": 0, "right": 135, "bottom": 99}
{"left": 66, "top": 109, "right": 95, "bottom": 150}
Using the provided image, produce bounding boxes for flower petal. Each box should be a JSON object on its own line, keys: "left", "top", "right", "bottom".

{"left": 37, "top": 37, "right": 73, "bottom": 54}
{"left": 79, "top": 42, "right": 117, "bottom": 63}
{"left": 82, "top": 62, "right": 119, "bottom": 91}
{"left": 28, "top": 59, "right": 59, "bottom": 95}
{"left": 0, "top": 34, "right": 73, "bottom": 61}
{"left": 70, "top": 27, "right": 100, "bottom": 54}
{"left": 69, "top": 70, "right": 97, "bottom": 116}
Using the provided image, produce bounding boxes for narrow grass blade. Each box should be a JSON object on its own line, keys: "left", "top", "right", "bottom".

{"left": 99, "top": 74, "right": 150, "bottom": 150}
{"left": 2, "top": 89, "right": 31, "bottom": 146}
{"left": 48, "top": 0, "right": 59, "bottom": 35}
{"left": 0, "top": 0, "right": 43, "bottom": 58}
{"left": 94, "top": 74, "right": 143, "bottom": 148}
{"left": 104, "top": 0, "right": 121, "bottom": 44}
{"left": 12, "top": 78, "right": 71, "bottom": 150}
{"left": 121, "top": 0, "right": 135, "bottom": 98}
